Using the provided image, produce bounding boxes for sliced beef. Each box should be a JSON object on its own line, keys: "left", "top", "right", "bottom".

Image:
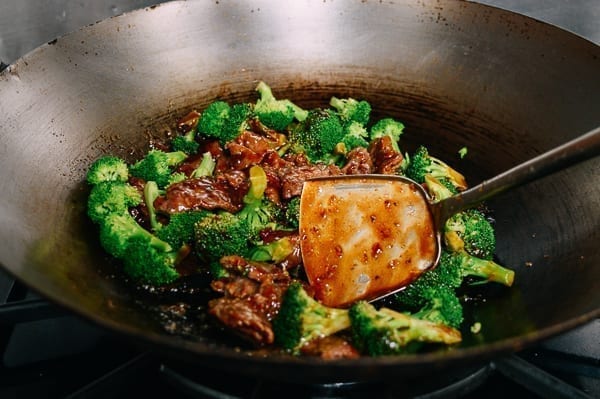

{"left": 176, "top": 110, "right": 201, "bottom": 133}
{"left": 154, "top": 171, "right": 248, "bottom": 214}
{"left": 209, "top": 298, "right": 275, "bottom": 344}
{"left": 369, "top": 135, "right": 405, "bottom": 174}
{"left": 208, "top": 256, "right": 291, "bottom": 345}
{"left": 341, "top": 147, "right": 373, "bottom": 175}
{"left": 299, "top": 335, "right": 361, "bottom": 360}
{"left": 278, "top": 163, "right": 342, "bottom": 199}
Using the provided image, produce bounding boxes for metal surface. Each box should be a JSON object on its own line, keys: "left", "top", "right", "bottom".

{"left": 0, "top": 0, "right": 599, "bottom": 382}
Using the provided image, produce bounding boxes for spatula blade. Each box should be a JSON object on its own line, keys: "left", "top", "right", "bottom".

{"left": 299, "top": 175, "right": 437, "bottom": 307}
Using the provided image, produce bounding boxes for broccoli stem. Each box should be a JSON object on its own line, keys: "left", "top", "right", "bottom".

{"left": 143, "top": 181, "right": 162, "bottom": 231}
{"left": 190, "top": 152, "right": 216, "bottom": 178}
{"left": 456, "top": 252, "right": 514, "bottom": 286}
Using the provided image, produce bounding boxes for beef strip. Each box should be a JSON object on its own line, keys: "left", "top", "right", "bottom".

{"left": 176, "top": 110, "right": 201, "bottom": 133}
{"left": 154, "top": 171, "right": 248, "bottom": 214}
{"left": 278, "top": 163, "right": 342, "bottom": 199}
{"left": 208, "top": 256, "right": 291, "bottom": 345}
{"left": 341, "top": 147, "right": 373, "bottom": 175}
{"left": 369, "top": 135, "right": 405, "bottom": 174}
{"left": 299, "top": 335, "right": 360, "bottom": 360}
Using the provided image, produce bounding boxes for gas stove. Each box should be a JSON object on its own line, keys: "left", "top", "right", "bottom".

{"left": 0, "top": 1, "right": 598, "bottom": 398}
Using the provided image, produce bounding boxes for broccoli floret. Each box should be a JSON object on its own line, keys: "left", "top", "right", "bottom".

{"left": 254, "top": 81, "right": 308, "bottom": 130}
{"left": 171, "top": 130, "right": 200, "bottom": 154}
{"left": 405, "top": 146, "right": 467, "bottom": 190}
{"left": 167, "top": 172, "right": 187, "bottom": 186}
{"left": 129, "top": 149, "right": 187, "bottom": 188}
{"left": 410, "top": 287, "right": 464, "bottom": 329}
{"left": 194, "top": 212, "right": 254, "bottom": 277}
{"left": 339, "top": 121, "right": 370, "bottom": 152}
{"left": 87, "top": 181, "right": 142, "bottom": 224}
{"left": 237, "top": 165, "right": 282, "bottom": 233}
{"left": 329, "top": 97, "right": 371, "bottom": 126}
{"left": 393, "top": 253, "right": 464, "bottom": 327}
{"left": 250, "top": 236, "right": 295, "bottom": 263}
{"left": 86, "top": 156, "right": 130, "bottom": 185}
{"left": 122, "top": 235, "right": 180, "bottom": 285}
{"left": 196, "top": 101, "right": 232, "bottom": 142}
{"left": 440, "top": 250, "right": 514, "bottom": 287}
{"left": 222, "top": 103, "right": 252, "bottom": 140}
{"left": 369, "top": 118, "right": 405, "bottom": 153}
{"left": 284, "top": 197, "right": 301, "bottom": 229}
{"left": 289, "top": 109, "right": 344, "bottom": 162}
{"left": 444, "top": 209, "right": 496, "bottom": 260}
{"left": 272, "top": 282, "right": 351, "bottom": 351}
{"left": 196, "top": 101, "right": 253, "bottom": 145}
{"left": 349, "top": 301, "right": 461, "bottom": 356}
{"left": 156, "top": 210, "right": 210, "bottom": 249}
{"left": 97, "top": 212, "right": 172, "bottom": 260}
{"left": 190, "top": 151, "right": 216, "bottom": 178}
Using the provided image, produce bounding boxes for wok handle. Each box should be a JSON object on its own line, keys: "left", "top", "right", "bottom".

{"left": 435, "top": 126, "right": 600, "bottom": 223}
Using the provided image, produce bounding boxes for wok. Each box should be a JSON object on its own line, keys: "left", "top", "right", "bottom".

{"left": 0, "top": 0, "right": 598, "bottom": 382}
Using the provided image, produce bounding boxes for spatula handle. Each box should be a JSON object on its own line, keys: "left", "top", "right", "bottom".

{"left": 435, "top": 126, "right": 600, "bottom": 224}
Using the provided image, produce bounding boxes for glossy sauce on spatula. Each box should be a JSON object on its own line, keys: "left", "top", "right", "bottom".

{"left": 299, "top": 176, "right": 437, "bottom": 307}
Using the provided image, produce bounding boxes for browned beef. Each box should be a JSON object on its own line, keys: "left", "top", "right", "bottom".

{"left": 176, "top": 110, "right": 201, "bottom": 133}
{"left": 208, "top": 256, "right": 291, "bottom": 345}
{"left": 341, "top": 147, "right": 373, "bottom": 175}
{"left": 278, "top": 163, "right": 342, "bottom": 199}
{"left": 369, "top": 136, "right": 404, "bottom": 174}
{"left": 209, "top": 298, "right": 275, "bottom": 344}
{"left": 154, "top": 172, "right": 248, "bottom": 214}
{"left": 299, "top": 335, "right": 361, "bottom": 360}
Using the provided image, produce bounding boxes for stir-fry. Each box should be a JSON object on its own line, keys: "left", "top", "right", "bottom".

{"left": 85, "top": 82, "right": 515, "bottom": 358}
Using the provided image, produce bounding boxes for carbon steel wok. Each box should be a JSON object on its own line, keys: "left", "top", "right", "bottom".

{"left": 0, "top": 0, "right": 598, "bottom": 382}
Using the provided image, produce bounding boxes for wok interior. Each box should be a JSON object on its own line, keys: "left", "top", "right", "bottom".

{"left": 0, "top": 0, "right": 598, "bottom": 380}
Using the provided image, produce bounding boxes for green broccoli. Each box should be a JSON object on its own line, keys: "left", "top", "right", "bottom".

{"left": 254, "top": 81, "right": 308, "bottom": 130}
{"left": 122, "top": 235, "right": 180, "bottom": 285}
{"left": 250, "top": 236, "right": 296, "bottom": 263}
{"left": 405, "top": 146, "right": 467, "bottom": 190}
{"left": 190, "top": 151, "right": 216, "bottom": 178}
{"left": 440, "top": 250, "right": 514, "bottom": 287}
{"left": 196, "top": 101, "right": 253, "bottom": 145}
{"left": 87, "top": 181, "right": 142, "bottom": 224}
{"left": 156, "top": 210, "right": 210, "bottom": 249}
{"left": 222, "top": 103, "right": 252, "bottom": 140}
{"left": 196, "top": 101, "right": 231, "bottom": 142}
{"left": 410, "top": 286, "right": 464, "bottom": 329}
{"left": 171, "top": 129, "right": 200, "bottom": 154}
{"left": 98, "top": 212, "right": 171, "bottom": 258}
{"left": 329, "top": 97, "right": 371, "bottom": 126}
{"left": 369, "top": 118, "right": 405, "bottom": 153}
{"left": 289, "top": 109, "right": 344, "bottom": 162}
{"left": 284, "top": 197, "right": 301, "bottom": 230}
{"left": 129, "top": 149, "right": 187, "bottom": 188}
{"left": 393, "top": 252, "right": 464, "bottom": 328}
{"left": 142, "top": 181, "right": 163, "bottom": 232}
{"left": 167, "top": 172, "right": 187, "bottom": 186}
{"left": 86, "top": 156, "right": 130, "bottom": 185}
{"left": 339, "top": 121, "right": 370, "bottom": 152}
{"left": 194, "top": 211, "right": 254, "bottom": 276}
{"left": 237, "top": 165, "right": 282, "bottom": 233}
{"left": 272, "top": 282, "right": 351, "bottom": 352}
{"left": 349, "top": 301, "right": 462, "bottom": 356}
{"left": 444, "top": 209, "right": 496, "bottom": 260}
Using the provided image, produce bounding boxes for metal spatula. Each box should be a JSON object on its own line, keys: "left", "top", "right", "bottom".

{"left": 299, "top": 126, "right": 600, "bottom": 307}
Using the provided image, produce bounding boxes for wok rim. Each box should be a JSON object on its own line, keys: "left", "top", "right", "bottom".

{"left": 0, "top": 0, "right": 599, "bottom": 379}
